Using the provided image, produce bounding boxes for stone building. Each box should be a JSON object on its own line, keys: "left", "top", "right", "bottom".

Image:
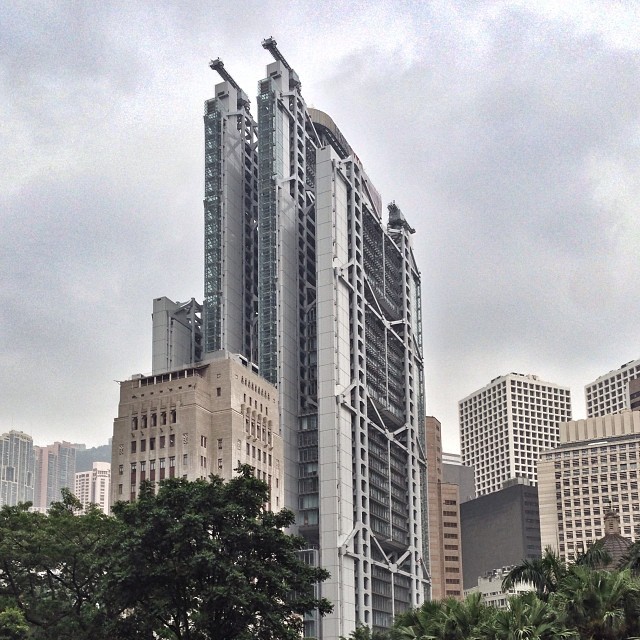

{"left": 111, "top": 352, "right": 283, "bottom": 510}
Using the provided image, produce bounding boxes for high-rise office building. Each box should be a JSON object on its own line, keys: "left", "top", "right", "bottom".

{"left": 33, "top": 441, "right": 76, "bottom": 511}
{"left": 538, "top": 411, "right": 640, "bottom": 562}
{"left": 459, "top": 373, "right": 571, "bottom": 497}
{"left": 585, "top": 359, "right": 640, "bottom": 418}
{"left": 203, "top": 41, "right": 428, "bottom": 637}
{"left": 0, "top": 430, "right": 35, "bottom": 507}
{"left": 460, "top": 480, "right": 541, "bottom": 590}
{"left": 75, "top": 461, "right": 111, "bottom": 515}
{"left": 426, "top": 417, "right": 464, "bottom": 600}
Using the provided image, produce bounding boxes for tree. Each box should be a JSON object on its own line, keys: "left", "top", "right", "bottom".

{"left": 501, "top": 548, "right": 567, "bottom": 601}
{"left": 0, "top": 608, "right": 29, "bottom": 640}
{"left": 0, "top": 490, "right": 116, "bottom": 639}
{"left": 104, "top": 465, "right": 332, "bottom": 640}
{"left": 395, "top": 593, "right": 493, "bottom": 640}
{"left": 488, "top": 592, "right": 575, "bottom": 640}
{"left": 553, "top": 567, "right": 640, "bottom": 640}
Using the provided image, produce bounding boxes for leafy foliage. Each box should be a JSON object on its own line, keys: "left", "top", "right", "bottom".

{"left": 0, "top": 468, "right": 331, "bottom": 640}
{"left": 395, "top": 549, "right": 640, "bottom": 640}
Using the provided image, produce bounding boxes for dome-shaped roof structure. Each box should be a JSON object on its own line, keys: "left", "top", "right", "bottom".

{"left": 595, "top": 510, "right": 632, "bottom": 569}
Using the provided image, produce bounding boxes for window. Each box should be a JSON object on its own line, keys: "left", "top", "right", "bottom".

{"left": 140, "top": 439, "right": 146, "bottom": 452}
{"left": 183, "top": 454, "right": 188, "bottom": 466}
{"left": 216, "top": 387, "right": 221, "bottom": 397}
{"left": 169, "top": 434, "right": 175, "bottom": 447}
{"left": 150, "top": 437, "right": 155, "bottom": 451}
{"left": 119, "top": 464, "right": 123, "bottom": 475}
{"left": 217, "top": 438, "right": 222, "bottom": 449}
{"left": 218, "top": 458, "right": 223, "bottom": 469}
{"left": 131, "top": 441, "right": 137, "bottom": 454}
{"left": 160, "top": 436, "right": 166, "bottom": 449}
{"left": 118, "top": 484, "right": 123, "bottom": 495}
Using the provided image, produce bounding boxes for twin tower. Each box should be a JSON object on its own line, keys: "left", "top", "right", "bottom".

{"left": 175, "top": 39, "right": 428, "bottom": 638}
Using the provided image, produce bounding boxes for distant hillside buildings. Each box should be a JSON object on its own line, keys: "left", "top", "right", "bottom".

{"left": 75, "top": 461, "right": 111, "bottom": 515}
{"left": 0, "top": 430, "right": 35, "bottom": 507}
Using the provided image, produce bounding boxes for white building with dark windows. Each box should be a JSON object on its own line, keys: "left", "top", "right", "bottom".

{"left": 201, "top": 40, "right": 428, "bottom": 638}
{"left": 75, "top": 461, "right": 111, "bottom": 515}
{"left": 585, "top": 359, "right": 640, "bottom": 418}
{"left": 460, "top": 373, "right": 571, "bottom": 497}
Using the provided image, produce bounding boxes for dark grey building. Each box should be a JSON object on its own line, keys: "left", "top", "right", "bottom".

{"left": 461, "top": 480, "right": 541, "bottom": 590}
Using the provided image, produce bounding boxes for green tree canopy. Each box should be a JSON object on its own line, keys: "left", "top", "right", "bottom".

{"left": 0, "top": 467, "right": 331, "bottom": 640}
{"left": 104, "top": 465, "right": 331, "bottom": 640}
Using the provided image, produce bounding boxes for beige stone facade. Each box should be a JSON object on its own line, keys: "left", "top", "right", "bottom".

{"left": 111, "top": 353, "right": 282, "bottom": 510}
{"left": 426, "top": 417, "right": 463, "bottom": 600}
{"left": 538, "top": 410, "right": 640, "bottom": 562}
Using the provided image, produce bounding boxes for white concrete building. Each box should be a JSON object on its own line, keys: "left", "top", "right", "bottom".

{"left": 75, "top": 461, "right": 111, "bottom": 514}
{"left": 460, "top": 373, "right": 572, "bottom": 496}
{"left": 538, "top": 410, "right": 640, "bottom": 562}
{"left": 585, "top": 359, "right": 640, "bottom": 418}
{"left": 152, "top": 297, "right": 203, "bottom": 375}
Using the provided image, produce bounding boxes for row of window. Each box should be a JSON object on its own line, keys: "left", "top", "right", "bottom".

{"left": 132, "top": 410, "right": 176, "bottom": 430}
{"left": 130, "top": 434, "right": 178, "bottom": 454}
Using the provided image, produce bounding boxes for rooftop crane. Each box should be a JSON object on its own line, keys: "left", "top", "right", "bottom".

{"left": 209, "top": 58, "right": 250, "bottom": 109}
{"left": 261, "top": 37, "right": 300, "bottom": 88}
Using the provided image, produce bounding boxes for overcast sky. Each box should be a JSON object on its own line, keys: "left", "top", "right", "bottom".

{"left": 2, "top": 1, "right": 640, "bottom": 451}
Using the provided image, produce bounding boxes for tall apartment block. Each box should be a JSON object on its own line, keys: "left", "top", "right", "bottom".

{"left": 426, "top": 417, "right": 464, "bottom": 600}
{"left": 538, "top": 411, "right": 640, "bottom": 562}
{"left": 459, "top": 373, "right": 571, "bottom": 496}
{"left": 585, "top": 358, "right": 640, "bottom": 418}
{"left": 203, "top": 41, "right": 428, "bottom": 637}
{"left": 33, "top": 441, "right": 76, "bottom": 511}
{"left": 75, "top": 461, "right": 111, "bottom": 515}
{"left": 0, "top": 430, "right": 35, "bottom": 507}
{"left": 112, "top": 352, "right": 284, "bottom": 510}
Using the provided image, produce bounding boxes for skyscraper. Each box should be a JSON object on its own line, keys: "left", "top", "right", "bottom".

{"left": 585, "top": 358, "right": 640, "bottom": 418}
{"left": 426, "top": 417, "right": 464, "bottom": 600}
{"left": 33, "top": 441, "right": 76, "bottom": 511}
{"left": 0, "top": 430, "right": 35, "bottom": 507}
{"left": 459, "top": 373, "right": 571, "bottom": 496}
{"left": 203, "top": 40, "right": 428, "bottom": 637}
